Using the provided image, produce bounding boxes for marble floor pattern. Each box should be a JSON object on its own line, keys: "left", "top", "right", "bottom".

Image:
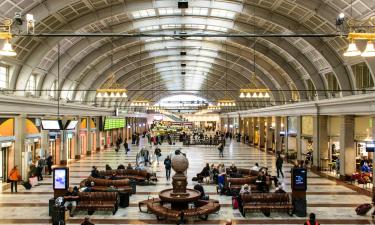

{"left": 0, "top": 140, "right": 373, "bottom": 225}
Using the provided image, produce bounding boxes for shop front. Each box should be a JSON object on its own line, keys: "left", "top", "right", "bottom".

{"left": 48, "top": 132, "right": 60, "bottom": 165}
{"left": 66, "top": 132, "right": 76, "bottom": 161}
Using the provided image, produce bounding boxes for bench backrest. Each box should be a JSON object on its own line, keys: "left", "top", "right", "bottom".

{"left": 227, "top": 176, "right": 257, "bottom": 185}
{"left": 241, "top": 193, "right": 290, "bottom": 204}
{"left": 86, "top": 177, "right": 130, "bottom": 187}
{"left": 78, "top": 192, "right": 118, "bottom": 202}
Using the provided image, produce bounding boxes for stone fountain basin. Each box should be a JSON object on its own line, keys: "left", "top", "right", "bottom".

{"left": 159, "top": 188, "right": 201, "bottom": 203}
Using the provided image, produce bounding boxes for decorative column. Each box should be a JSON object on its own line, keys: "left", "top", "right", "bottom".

{"left": 87, "top": 117, "right": 92, "bottom": 156}
{"left": 313, "top": 115, "right": 329, "bottom": 169}
{"left": 14, "top": 115, "right": 26, "bottom": 180}
{"left": 296, "top": 116, "right": 303, "bottom": 161}
{"left": 266, "top": 117, "right": 273, "bottom": 152}
{"left": 339, "top": 115, "right": 355, "bottom": 177}
{"left": 275, "top": 116, "right": 282, "bottom": 153}
{"left": 372, "top": 117, "right": 375, "bottom": 199}
{"left": 259, "top": 117, "right": 265, "bottom": 150}
{"left": 284, "top": 116, "right": 289, "bottom": 156}
{"left": 41, "top": 129, "right": 49, "bottom": 158}
{"left": 96, "top": 117, "right": 101, "bottom": 152}
{"left": 248, "top": 117, "right": 255, "bottom": 146}
{"left": 75, "top": 116, "right": 81, "bottom": 159}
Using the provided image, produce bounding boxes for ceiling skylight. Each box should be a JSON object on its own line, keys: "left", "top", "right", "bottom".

{"left": 132, "top": 9, "right": 156, "bottom": 19}
{"left": 211, "top": 9, "right": 236, "bottom": 19}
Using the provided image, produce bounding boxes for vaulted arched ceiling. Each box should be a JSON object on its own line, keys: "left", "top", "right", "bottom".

{"left": 0, "top": 0, "right": 374, "bottom": 111}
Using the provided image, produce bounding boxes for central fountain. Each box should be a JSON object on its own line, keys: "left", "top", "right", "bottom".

{"left": 139, "top": 152, "right": 220, "bottom": 223}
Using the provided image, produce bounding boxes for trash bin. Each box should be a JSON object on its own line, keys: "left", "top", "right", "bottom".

{"left": 119, "top": 192, "right": 130, "bottom": 208}
{"left": 52, "top": 205, "right": 66, "bottom": 225}
{"left": 130, "top": 179, "right": 136, "bottom": 194}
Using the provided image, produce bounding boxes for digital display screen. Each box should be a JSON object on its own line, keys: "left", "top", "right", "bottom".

{"left": 104, "top": 117, "right": 125, "bottom": 130}
{"left": 366, "top": 142, "right": 375, "bottom": 152}
{"left": 65, "top": 120, "right": 78, "bottom": 130}
{"left": 41, "top": 120, "right": 62, "bottom": 130}
{"left": 292, "top": 168, "right": 307, "bottom": 191}
{"left": 53, "top": 168, "right": 68, "bottom": 190}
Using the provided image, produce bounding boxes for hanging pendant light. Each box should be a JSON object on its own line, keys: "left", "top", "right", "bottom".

{"left": 103, "top": 92, "right": 109, "bottom": 98}
{"left": 258, "top": 92, "right": 264, "bottom": 98}
{"left": 122, "top": 92, "right": 127, "bottom": 98}
{"left": 361, "top": 41, "right": 375, "bottom": 57}
{"left": 246, "top": 92, "right": 252, "bottom": 98}
{"left": 252, "top": 92, "right": 257, "bottom": 98}
{"left": 239, "top": 92, "right": 245, "bottom": 98}
{"left": 343, "top": 40, "right": 361, "bottom": 57}
{"left": 264, "top": 92, "right": 270, "bottom": 98}
{"left": 0, "top": 39, "right": 17, "bottom": 57}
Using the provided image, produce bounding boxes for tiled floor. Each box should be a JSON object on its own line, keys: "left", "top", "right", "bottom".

{"left": 0, "top": 140, "right": 373, "bottom": 224}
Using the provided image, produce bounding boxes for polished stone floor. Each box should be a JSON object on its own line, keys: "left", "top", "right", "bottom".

{"left": 0, "top": 140, "right": 373, "bottom": 224}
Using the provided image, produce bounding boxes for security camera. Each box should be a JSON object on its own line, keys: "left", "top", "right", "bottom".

{"left": 14, "top": 12, "right": 23, "bottom": 25}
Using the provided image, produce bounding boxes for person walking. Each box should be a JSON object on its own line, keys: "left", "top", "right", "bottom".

{"left": 8, "top": 165, "right": 21, "bottom": 193}
{"left": 46, "top": 154, "right": 53, "bottom": 175}
{"left": 124, "top": 140, "right": 129, "bottom": 155}
{"left": 164, "top": 156, "right": 172, "bottom": 182}
{"left": 276, "top": 154, "right": 284, "bottom": 178}
{"left": 36, "top": 156, "right": 44, "bottom": 181}
{"left": 154, "top": 146, "right": 161, "bottom": 165}
{"left": 304, "top": 213, "right": 320, "bottom": 225}
{"left": 218, "top": 142, "right": 224, "bottom": 158}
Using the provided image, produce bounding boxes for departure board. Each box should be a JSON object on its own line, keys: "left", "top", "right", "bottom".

{"left": 104, "top": 117, "right": 125, "bottom": 130}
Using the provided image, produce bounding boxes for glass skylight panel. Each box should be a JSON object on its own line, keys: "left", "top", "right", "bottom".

{"left": 211, "top": 9, "right": 236, "bottom": 19}
{"left": 187, "top": 37, "right": 203, "bottom": 40}
{"left": 206, "top": 25, "right": 228, "bottom": 32}
{"left": 132, "top": 9, "right": 156, "bottom": 19}
{"left": 185, "top": 24, "right": 205, "bottom": 29}
{"left": 161, "top": 24, "right": 182, "bottom": 29}
{"left": 144, "top": 37, "right": 163, "bottom": 43}
{"left": 158, "top": 8, "right": 181, "bottom": 15}
{"left": 139, "top": 25, "right": 160, "bottom": 31}
{"left": 185, "top": 8, "right": 209, "bottom": 16}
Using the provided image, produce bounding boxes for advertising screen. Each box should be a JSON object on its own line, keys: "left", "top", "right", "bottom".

{"left": 53, "top": 168, "right": 68, "bottom": 190}
{"left": 41, "top": 120, "right": 62, "bottom": 130}
{"left": 104, "top": 117, "right": 125, "bottom": 130}
{"left": 292, "top": 168, "right": 307, "bottom": 191}
{"left": 366, "top": 142, "right": 375, "bottom": 152}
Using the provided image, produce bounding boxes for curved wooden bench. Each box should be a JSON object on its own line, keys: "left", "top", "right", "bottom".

{"left": 147, "top": 203, "right": 182, "bottom": 221}
{"left": 182, "top": 200, "right": 220, "bottom": 221}
{"left": 138, "top": 197, "right": 161, "bottom": 213}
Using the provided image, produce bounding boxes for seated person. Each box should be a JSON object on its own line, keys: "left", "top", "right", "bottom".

{"left": 117, "top": 164, "right": 125, "bottom": 170}
{"left": 90, "top": 166, "right": 100, "bottom": 178}
{"left": 229, "top": 164, "right": 238, "bottom": 177}
{"left": 193, "top": 184, "right": 208, "bottom": 200}
{"left": 275, "top": 182, "right": 286, "bottom": 193}
{"left": 64, "top": 186, "right": 79, "bottom": 217}
{"left": 239, "top": 184, "right": 251, "bottom": 195}
{"left": 256, "top": 171, "right": 268, "bottom": 192}
{"left": 361, "top": 162, "right": 371, "bottom": 173}
{"left": 105, "top": 164, "right": 112, "bottom": 171}
{"left": 197, "top": 163, "right": 210, "bottom": 182}
{"left": 81, "top": 216, "right": 94, "bottom": 225}
{"left": 251, "top": 163, "right": 260, "bottom": 171}
{"left": 126, "top": 163, "right": 133, "bottom": 170}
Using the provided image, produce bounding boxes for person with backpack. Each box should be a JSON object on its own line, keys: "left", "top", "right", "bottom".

{"left": 304, "top": 213, "right": 320, "bottom": 225}
{"left": 8, "top": 165, "right": 21, "bottom": 193}
{"left": 154, "top": 147, "right": 161, "bottom": 165}
{"left": 276, "top": 154, "right": 284, "bottom": 178}
{"left": 164, "top": 156, "right": 172, "bottom": 181}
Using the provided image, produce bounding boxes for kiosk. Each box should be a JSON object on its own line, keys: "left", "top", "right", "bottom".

{"left": 50, "top": 167, "right": 69, "bottom": 225}
{"left": 291, "top": 167, "right": 307, "bottom": 217}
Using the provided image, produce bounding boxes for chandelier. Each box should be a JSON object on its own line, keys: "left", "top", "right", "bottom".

{"left": 0, "top": 19, "right": 16, "bottom": 57}
{"left": 343, "top": 16, "right": 375, "bottom": 57}
{"left": 96, "top": 73, "right": 127, "bottom": 98}
{"left": 207, "top": 105, "right": 221, "bottom": 110}
{"left": 239, "top": 88, "right": 270, "bottom": 98}
{"left": 217, "top": 100, "right": 236, "bottom": 107}
{"left": 130, "top": 100, "right": 150, "bottom": 107}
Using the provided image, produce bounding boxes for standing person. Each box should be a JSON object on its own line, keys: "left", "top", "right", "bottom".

{"left": 123, "top": 140, "right": 129, "bottom": 154}
{"left": 36, "top": 156, "right": 44, "bottom": 181}
{"left": 154, "top": 146, "right": 161, "bottom": 165}
{"left": 276, "top": 154, "right": 284, "bottom": 178}
{"left": 136, "top": 133, "right": 140, "bottom": 146}
{"left": 164, "top": 156, "right": 172, "bottom": 182}
{"left": 218, "top": 142, "right": 224, "bottom": 158}
{"left": 46, "top": 154, "right": 53, "bottom": 175}
{"left": 304, "top": 213, "right": 320, "bottom": 225}
{"left": 8, "top": 165, "right": 21, "bottom": 193}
